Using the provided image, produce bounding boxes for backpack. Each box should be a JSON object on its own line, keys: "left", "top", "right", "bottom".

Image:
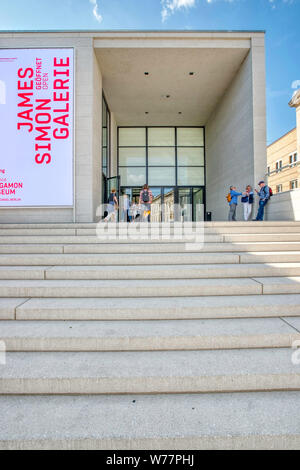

{"left": 142, "top": 190, "right": 150, "bottom": 203}
{"left": 264, "top": 186, "right": 273, "bottom": 198}
{"left": 226, "top": 192, "right": 231, "bottom": 203}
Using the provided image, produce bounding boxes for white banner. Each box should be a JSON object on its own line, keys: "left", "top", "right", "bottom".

{"left": 0, "top": 48, "right": 74, "bottom": 206}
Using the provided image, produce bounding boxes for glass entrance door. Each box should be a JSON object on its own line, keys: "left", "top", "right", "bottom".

{"left": 103, "top": 175, "right": 120, "bottom": 219}
{"left": 106, "top": 176, "right": 120, "bottom": 199}
{"left": 178, "top": 188, "right": 192, "bottom": 222}
{"left": 162, "top": 188, "right": 175, "bottom": 222}
{"left": 192, "top": 187, "right": 205, "bottom": 221}
{"left": 150, "top": 188, "right": 163, "bottom": 222}
{"left": 120, "top": 186, "right": 204, "bottom": 222}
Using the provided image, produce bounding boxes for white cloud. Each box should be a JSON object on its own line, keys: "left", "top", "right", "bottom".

{"left": 161, "top": 0, "right": 295, "bottom": 21}
{"left": 161, "top": 0, "right": 196, "bottom": 22}
{"left": 292, "top": 80, "right": 300, "bottom": 89}
{"left": 89, "top": 0, "right": 102, "bottom": 23}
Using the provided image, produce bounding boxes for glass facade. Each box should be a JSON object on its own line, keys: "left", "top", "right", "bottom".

{"left": 118, "top": 126, "right": 205, "bottom": 221}
{"left": 118, "top": 127, "right": 205, "bottom": 187}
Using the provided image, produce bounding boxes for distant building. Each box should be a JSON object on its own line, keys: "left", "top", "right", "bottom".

{"left": 267, "top": 127, "right": 298, "bottom": 193}
{"left": 266, "top": 89, "right": 300, "bottom": 221}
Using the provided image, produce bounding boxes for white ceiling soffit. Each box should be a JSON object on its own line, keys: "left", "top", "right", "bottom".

{"left": 95, "top": 47, "right": 250, "bottom": 126}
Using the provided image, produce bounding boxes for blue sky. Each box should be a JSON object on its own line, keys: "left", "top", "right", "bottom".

{"left": 0, "top": 0, "right": 299, "bottom": 145}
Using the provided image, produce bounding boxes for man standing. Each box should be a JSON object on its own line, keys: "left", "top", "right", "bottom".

{"left": 254, "top": 181, "right": 270, "bottom": 221}
{"left": 228, "top": 186, "right": 243, "bottom": 221}
{"left": 139, "top": 184, "right": 153, "bottom": 222}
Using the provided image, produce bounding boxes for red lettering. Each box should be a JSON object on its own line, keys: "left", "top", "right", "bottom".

{"left": 53, "top": 128, "right": 69, "bottom": 139}
{"left": 35, "top": 153, "right": 51, "bottom": 164}
{"left": 18, "top": 80, "right": 34, "bottom": 90}
{"left": 35, "top": 143, "right": 51, "bottom": 151}
{"left": 53, "top": 92, "right": 69, "bottom": 102}
{"left": 35, "top": 113, "right": 51, "bottom": 124}
{"left": 53, "top": 114, "right": 69, "bottom": 127}
{"left": 36, "top": 127, "right": 51, "bottom": 141}
{"left": 36, "top": 99, "right": 51, "bottom": 111}
{"left": 17, "top": 122, "right": 33, "bottom": 132}
{"left": 18, "top": 109, "right": 33, "bottom": 121}
{"left": 54, "top": 79, "right": 69, "bottom": 90}
{"left": 18, "top": 93, "right": 33, "bottom": 108}
{"left": 18, "top": 68, "right": 34, "bottom": 79}
{"left": 54, "top": 69, "right": 70, "bottom": 77}
{"left": 54, "top": 57, "right": 70, "bottom": 67}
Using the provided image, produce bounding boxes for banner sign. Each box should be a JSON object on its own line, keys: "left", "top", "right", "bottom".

{"left": 0, "top": 48, "right": 74, "bottom": 206}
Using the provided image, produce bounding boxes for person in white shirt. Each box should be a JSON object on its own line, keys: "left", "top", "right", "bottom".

{"left": 241, "top": 185, "right": 254, "bottom": 221}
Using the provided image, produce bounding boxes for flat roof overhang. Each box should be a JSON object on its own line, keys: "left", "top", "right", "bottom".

{"left": 94, "top": 33, "right": 254, "bottom": 126}
{"left": 0, "top": 30, "right": 263, "bottom": 127}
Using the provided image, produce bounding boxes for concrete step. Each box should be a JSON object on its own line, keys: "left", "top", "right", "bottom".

{"left": 37, "top": 263, "right": 300, "bottom": 280}
{"left": 254, "top": 277, "right": 300, "bottom": 294}
{"left": 0, "top": 228, "right": 77, "bottom": 236}
{"left": 77, "top": 228, "right": 300, "bottom": 236}
{"left": 0, "top": 298, "right": 28, "bottom": 320}
{"left": 2, "top": 252, "right": 300, "bottom": 266}
{"left": 1, "top": 391, "right": 300, "bottom": 449}
{"left": 4, "top": 263, "right": 300, "bottom": 280}
{"left": 0, "top": 278, "right": 262, "bottom": 298}
{"left": 0, "top": 235, "right": 224, "bottom": 244}
{"left": 1, "top": 225, "right": 300, "bottom": 235}
{"left": 0, "top": 267, "right": 47, "bottom": 280}
{"left": 1, "top": 318, "right": 299, "bottom": 352}
{"left": 2, "top": 221, "right": 300, "bottom": 228}
{"left": 1, "top": 241, "right": 300, "bottom": 254}
{"left": 62, "top": 241, "right": 300, "bottom": 254}
{"left": 224, "top": 234, "right": 300, "bottom": 242}
{"left": 1, "top": 233, "right": 300, "bottom": 245}
{"left": 239, "top": 252, "right": 300, "bottom": 263}
{"left": 1, "top": 348, "right": 299, "bottom": 394}
{"left": 0, "top": 245, "right": 64, "bottom": 254}
{"left": 11, "top": 294, "right": 300, "bottom": 321}
{"left": 0, "top": 252, "right": 241, "bottom": 265}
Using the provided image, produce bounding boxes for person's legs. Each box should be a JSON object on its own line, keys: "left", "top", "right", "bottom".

{"left": 247, "top": 203, "right": 253, "bottom": 221}
{"left": 255, "top": 202, "right": 262, "bottom": 220}
{"left": 261, "top": 200, "right": 268, "bottom": 220}
{"left": 244, "top": 202, "right": 252, "bottom": 221}
{"left": 105, "top": 204, "right": 115, "bottom": 222}
{"left": 228, "top": 203, "right": 236, "bottom": 221}
{"left": 256, "top": 200, "right": 267, "bottom": 220}
{"left": 232, "top": 204, "right": 237, "bottom": 221}
{"left": 243, "top": 203, "right": 248, "bottom": 221}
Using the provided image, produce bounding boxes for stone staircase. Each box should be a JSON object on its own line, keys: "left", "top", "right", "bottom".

{"left": 0, "top": 221, "right": 300, "bottom": 449}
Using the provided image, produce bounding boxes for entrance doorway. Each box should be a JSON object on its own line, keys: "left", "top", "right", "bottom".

{"left": 120, "top": 186, "right": 204, "bottom": 222}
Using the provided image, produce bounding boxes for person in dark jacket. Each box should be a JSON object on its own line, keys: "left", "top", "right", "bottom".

{"left": 254, "top": 181, "right": 270, "bottom": 221}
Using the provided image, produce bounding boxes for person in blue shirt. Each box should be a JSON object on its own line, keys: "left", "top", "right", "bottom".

{"left": 254, "top": 181, "right": 270, "bottom": 221}
{"left": 228, "top": 186, "right": 243, "bottom": 221}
